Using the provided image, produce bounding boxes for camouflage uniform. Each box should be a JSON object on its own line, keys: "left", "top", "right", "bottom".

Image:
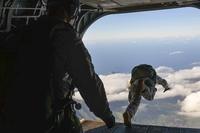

{"left": 123, "top": 64, "right": 170, "bottom": 126}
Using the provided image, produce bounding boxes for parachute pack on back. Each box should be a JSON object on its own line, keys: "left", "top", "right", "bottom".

{"left": 130, "top": 64, "right": 157, "bottom": 83}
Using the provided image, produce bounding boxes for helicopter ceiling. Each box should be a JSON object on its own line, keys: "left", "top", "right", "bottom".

{"left": 81, "top": 0, "right": 200, "bottom": 12}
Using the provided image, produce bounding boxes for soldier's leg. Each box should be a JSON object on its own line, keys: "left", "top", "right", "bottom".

{"left": 128, "top": 90, "right": 132, "bottom": 103}
{"left": 124, "top": 95, "right": 141, "bottom": 127}
{"left": 123, "top": 80, "right": 143, "bottom": 127}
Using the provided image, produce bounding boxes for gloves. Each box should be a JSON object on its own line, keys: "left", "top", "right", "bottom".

{"left": 161, "top": 79, "right": 171, "bottom": 93}
{"left": 102, "top": 113, "right": 115, "bottom": 129}
{"left": 164, "top": 87, "right": 171, "bottom": 92}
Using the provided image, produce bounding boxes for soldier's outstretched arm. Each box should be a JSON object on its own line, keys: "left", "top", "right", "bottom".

{"left": 53, "top": 26, "right": 115, "bottom": 128}
{"left": 123, "top": 79, "right": 142, "bottom": 127}
{"left": 126, "top": 79, "right": 143, "bottom": 118}
{"left": 156, "top": 75, "right": 171, "bottom": 92}
{"left": 69, "top": 41, "right": 115, "bottom": 127}
{"left": 126, "top": 92, "right": 141, "bottom": 119}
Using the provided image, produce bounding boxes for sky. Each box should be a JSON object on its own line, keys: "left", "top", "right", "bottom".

{"left": 81, "top": 7, "right": 200, "bottom": 74}
{"left": 83, "top": 7, "right": 200, "bottom": 43}
{"left": 74, "top": 7, "right": 200, "bottom": 128}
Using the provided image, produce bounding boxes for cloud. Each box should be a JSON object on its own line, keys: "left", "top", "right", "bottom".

{"left": 155, "top": 66, "right": 175, "bottom": 77}
{"left": 74, "top": 73, "right": 130, "bottom": 101}
{"left": 156, "top": 66, "right": 175, "bottom": 73}
{"left": 169, "top": 51, "right": 184, "bottom": 56}
{"left": 179, "top": 91, "right": 200, "bottom": 117}
{"left": 155, "top": 66, "right": 200, "bottom": 100}
{"left": 99, "top": 73, "right": 130, "bottom": 96}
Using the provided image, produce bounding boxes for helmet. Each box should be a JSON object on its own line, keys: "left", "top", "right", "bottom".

{"left": 47, "top": 0, "right": 80, "bottom": 18}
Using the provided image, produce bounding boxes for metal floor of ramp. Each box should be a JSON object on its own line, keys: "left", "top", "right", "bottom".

{"left": 82, "top": 120, "right": 200, "bottom": 133}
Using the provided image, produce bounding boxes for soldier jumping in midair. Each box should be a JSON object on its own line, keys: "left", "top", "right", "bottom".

{"left": 123, "top": 64, "right": 171, "bottom": 127}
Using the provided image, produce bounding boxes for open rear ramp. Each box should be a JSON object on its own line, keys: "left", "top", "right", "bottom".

{"left": 82, "top": 120, "right": 200, "bottom": 133}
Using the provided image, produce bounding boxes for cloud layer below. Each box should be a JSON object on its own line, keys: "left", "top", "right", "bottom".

{"left": 74, "top": 66, "right": 200, "bottom": 128}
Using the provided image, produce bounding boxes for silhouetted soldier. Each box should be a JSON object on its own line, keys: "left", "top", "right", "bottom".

{"left": 4, "top": 0, "right": 115, "bottom": 132}
{"left": 123, "top": 64, "right": 170, "bottom": 127}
